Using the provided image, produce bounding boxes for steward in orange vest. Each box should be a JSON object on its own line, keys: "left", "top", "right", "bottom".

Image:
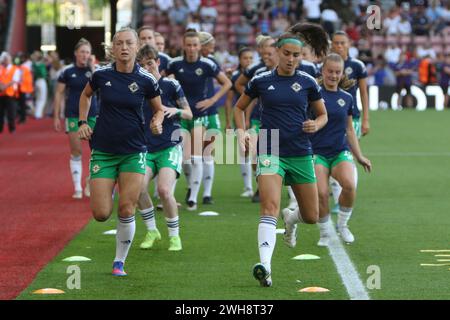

{"left": 0, "top": 52, "right": 20, "bottom": 133}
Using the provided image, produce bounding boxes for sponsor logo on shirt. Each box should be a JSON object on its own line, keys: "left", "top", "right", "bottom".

{"left": 195, "top": 68, "right": 203, "bottom": 76}
{"left": 337, "top": 99, "right": 346, "bottom": 107}
{"left": 71, "top": 73, "right": 77, "bottom": 78}
{"left": 291, "top": 82, "right": 302, "bottom": 92}
{"left": 267, "top": 85, "right": 275, "bottom": 91}
{"left": 105, "top": 81, "right": 112, "bottom": 87}
{"left": 128, "top": 82, "right": 139, "bottom": 93}
{"left": 179, "top": 68, "right": 184, "bottom": 73}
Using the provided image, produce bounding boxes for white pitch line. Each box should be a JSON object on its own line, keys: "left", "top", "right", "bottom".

{"left": 366, "top": 152, "right": 450, "bottom": 157}
{"left": 325, "top": 222, "right": 370, "bottom": 300}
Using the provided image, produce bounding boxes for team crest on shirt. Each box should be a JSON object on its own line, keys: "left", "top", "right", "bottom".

{"left": 345, "top": 67, "right": 353, "bottom": 75}
{"left": 85, "top": 71, "right": 92, "bottom": 78}
{"left": 92, "top": 164, "right": 101, "bottom": 174}
{"left": 70, "top": 122, "right": 75, "bottom": 128}
{"left": 128, "top": 82, "right": 139, "bottom": 93}
{"left": 337, "top": 99, "right": 346, "bottom": 107}
{"left": 71, "top": 73, "right": 77, "bottom": 78}
{"left": 195, "top": 68, "right": 203, "bottom": 76}
{"left": 291, "top": 82, "right": 302, "bottom": 92}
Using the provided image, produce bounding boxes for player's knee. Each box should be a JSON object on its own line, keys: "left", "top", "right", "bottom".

{"left": 157, "top": 185, "right": 172, "bottom": 201}
{"left": 118, "top": 202, "right": 135, "bottom": 217}
{"left": 92, "top": 209, "right": 111, "bottom": 222}
{"left": 340, "top": 179, "right": 355, "bottom": 194}
{"left": 302, "top": 213, "right": 319, "bottom": 224}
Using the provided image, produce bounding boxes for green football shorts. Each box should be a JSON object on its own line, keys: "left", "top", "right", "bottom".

{"left": 256, "top": 154, "right": 316, "bottom": 185}
{"left": 314, "top": 150, "right": 354, "bottom": 170}
{"left": 90, "top": 150, "right": 146, "bottom": 179}
{"left": 146, "top": 145, "right": 182, "bottom": 177}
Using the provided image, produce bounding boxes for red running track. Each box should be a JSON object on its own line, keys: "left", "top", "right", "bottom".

{"left": 0, "top": 119, "right": 92, "bottom": 299}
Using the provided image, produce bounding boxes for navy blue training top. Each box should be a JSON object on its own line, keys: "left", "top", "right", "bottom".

{"left": 167, "top": 56, "right": 219, "bottom": 118}
{"left": 143, "top": 77, "right": 185, "bottom": 152}
{"left": 343, "top": 57, "right": 367, "bottom": 119}
{"left": 58, "top": 64, "right": 98, "bottom": 118}
{"left": 245, "top": 69, "right": 322, "bottom": 157}
{"left": 89, "top": 63, "right": 160, "bottom": 154}
{"left": 311, "top": 87, "right": 354, "bottom": 158}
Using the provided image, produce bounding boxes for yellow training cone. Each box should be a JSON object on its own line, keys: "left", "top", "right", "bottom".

{"left": 299, "top": 287, "right": 330, "bottom": 293}
{"left": 33, "top": 288, "right": 65, "bottom": 294}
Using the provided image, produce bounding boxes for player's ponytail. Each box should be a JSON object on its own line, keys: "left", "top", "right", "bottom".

{"left": 289, "top": 22, "right": 329, "bottom": 58}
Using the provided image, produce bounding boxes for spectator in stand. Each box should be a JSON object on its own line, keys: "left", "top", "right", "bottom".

{"left": 426, "top": 0, "right": 445, "bottom": 33}
{"left": 397, "top": 13, "right": 412, "bottom": 35}
{"left": 384, "top": 7, "right": 402, "bottom": 35}
{"left": 186, "top": 0, "right": 201, "bottom": 13}
{"left": 156, "top": 0, "right": 173, "bottom": 12}
{"left": 417, "top": 43, "right": 437, "bottom": 60}
{"left": 234, "top": 16, "right": 253, "bottom": 51}
{"left": 270, "top": 12, "right": 290, "bottom": 38}
{"left": 369, "top": 56, "right": 396, "bottom": 87}
{"left": 349, "top": 39, "right": 359, "bottom": 59}
{"left": 288, "top": 0, "right": 304, "bottom": 26}
{"left": 412, "top": 5, "right": 431, "bottom": 36}
{"left": 16, "top": 52, "right": 34, "bottom": 124}
{"left": 321, "top": 3, "right": 340, "bottom": 36}
{"left": 47, "top": 51, "right": 64, "bottom": 118}
{"left": 242, "top": 2, "right": 259, "bottom": 27}
{"left": 259, "top": 11, "right": 271, "bottom": 35}
{"left": 186, "top": 13, "right": 201, "bottom": 31}
{"left": 345, "top": 22, "right": 360, "bottom": 43}
{"left": 303, "top": 0, "right": 322, "bottom": 24}
{"left": 438, "top": 53, "right": 450, "bottom": 108}
{"left": 200, "top": 0, "right": 218, "bottom": 24}
{"left": 357, "top": 39, "right": 373, "bottom": 67}
{"left": 271, "top": 0, "right": 288, "bottom": 17}
{"left": 384, "top": 42, "right": 402, "bottom": 65}
{"left": 394, "top": 52, "right": 416, "bottom": 109}
{"left": 258, "top": 0, "right": 274, "bottom": 17}
{"left": 169, "top": 0, "right": 190, "bottom": 27}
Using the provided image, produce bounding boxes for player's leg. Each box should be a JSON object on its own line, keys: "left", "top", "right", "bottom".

{"left": 314, "top": 162, "right": 332, "bottom": 246}
{"left": 202, "top": 121, "right": 220, "bottom": 204}
{"left": 252, "top": 155, "right": 284, "bottom": 287}
{"left": 331, "top": 158, "right": 356, "bottom": 243}
{"left": 137, "top": 160, "right": 160, "bottom": 250}
{"left": 187, "top": 122, "right": 204, "bottom": 210}
{"left": 67, "top": 122, "right": 83, "bottom": 198}
{"left": 180, "top": 121, "right": 192, "bottom": 203}
{"left": 281, "top": 156, "right": 319, "bottom": 247}
{"left": 157, "top": 166, "right": 182, "bottom": 251}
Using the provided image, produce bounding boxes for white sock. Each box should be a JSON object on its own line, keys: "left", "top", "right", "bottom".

{"left": 182, "top": 161, "right": 192, "bottom": 188}
{"left": 189, "top": 156, "right": 203, "bottom": 203}
{"left": 286, "top": 207, "right": 305, "bottom": 225}
{"left": 240, "top": 157, "right": 253, "bottom": 191}
{"left": 153, "top": 176, "right": 159, "bottom": 198}
{"left": 166, "top": 216, "right": 179, "bottom": 237}
{"left": 318, "top": 214, "right": 330, "bottom": 232}
{"left": 337, "top": 206, "right": 353, "bottom": 228}
{"left": 258, "top": 216, "right": 277, "bottom": 273}
{"left": 287, "top": 186, "right": 296, "bottom": 203}
{"left": 70, "top": 155, "right": 82, "bottom": 192}
{"left": 139, "top": 207, "right": 157, "bottom": 231}
{"left": 202, "top": 156, "right": 214, "bottom": 198}
{"left": 353, "top": 163, "right": 358, "bottom": 189}
{"left": 115, "top": 215, "right": 136, "bottom": 263}
{"left": 330, "top": 176, "right": 342, "bottom": 205}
